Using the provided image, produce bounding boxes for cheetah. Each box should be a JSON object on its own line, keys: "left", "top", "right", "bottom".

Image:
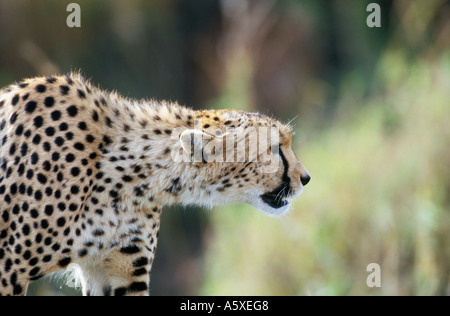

{"left": 0, "top": 74, "right": 310, "bottom": 296}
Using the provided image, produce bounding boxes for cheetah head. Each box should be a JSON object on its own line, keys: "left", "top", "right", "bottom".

{"left": 173, "top": 110, "right": 310, "bottom": 217}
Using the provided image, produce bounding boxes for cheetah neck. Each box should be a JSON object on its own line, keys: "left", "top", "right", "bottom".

{"left": 97, "top": 96, "right": 211, "bottom": 210}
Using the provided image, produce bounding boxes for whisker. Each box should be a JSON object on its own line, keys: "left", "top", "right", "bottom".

{"left": 286, "top": 115, "right": 299, "bottom": 128}
{"left": 275, "top": 186, "right": 288, "bottom": 201}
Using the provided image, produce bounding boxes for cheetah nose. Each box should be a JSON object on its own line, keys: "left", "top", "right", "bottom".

{"left": 300, "top": 173, "right": 311, "bottom": 186}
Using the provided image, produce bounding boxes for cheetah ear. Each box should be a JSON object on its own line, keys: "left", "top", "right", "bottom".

{"left": 179, "top": 129, "right": 214, "bottom": 162}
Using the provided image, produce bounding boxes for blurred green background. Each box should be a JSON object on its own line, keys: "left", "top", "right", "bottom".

{"left": 0, "top": 0, "right": 449, "bottom": 296}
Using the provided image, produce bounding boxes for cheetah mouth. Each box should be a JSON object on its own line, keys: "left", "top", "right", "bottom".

{"left": 260, "top": 193, "right": 289, "bottom": 209}
{"left": 260, "top": 182, "right": 291, "bottom": 210}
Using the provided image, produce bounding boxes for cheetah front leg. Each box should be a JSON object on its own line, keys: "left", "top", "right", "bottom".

{"left": 77, "top": 210, "right": 160, "bottom": 296}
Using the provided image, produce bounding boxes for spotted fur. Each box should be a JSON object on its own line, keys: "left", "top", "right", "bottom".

{"left": 0, "top": 74, "right": 310, "bottom": 296}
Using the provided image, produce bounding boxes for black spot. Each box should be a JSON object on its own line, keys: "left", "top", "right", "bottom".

{"left": 134, "top": 186, "right": 144, "bottom": 197}
{"left": 29, "top": 267, "right": 41, "bottom": 277}
{"left": 67, "top": 105, "right": 78, "bottom": 117}
{"left": 134, "top": 166, "right": 142, "bottom": 173}
{"left": 45, "top": 127, "right": 56, "bottom": 136}
{"left": 22, "top": 202, "right": 29, "bottom": 212}
{"left": 74, "top": 142, "right": 84, "bottom": 151}
{"left": 61, "top": 134, "right": 72, "bottom": 143}
{"left": 59, "top": 122, "right": 69, "bottom": 131}
{"left": 57, "top": 217, "right": 66, "bottom": 227}
{"left": 71, "top": 167, "right": 80, "bottom": 177}
{"left": 86, "top": 135, "right": 95, "bottom": 143}
{"left": 77, "top": 89, "right": 86, "bottom": 99}
{"left": 13, "top": 284, "right": 23, "bottom": 295}
{"left": 128, "top": 282, "right": 148, "bottom": 293}
{"left": 44, "top": 205, "right": 54, "bottom": 216}
{"left": 66, "top": 153, "right": 75, "bottom": 162}
{"left": 1, "top": 210, "right": 9, "bottom": 222}
{"left": 30, "top": 209, "right": 39, "bottom": 218}
{"left": 41, "top": 219, "right": 49, "bottom": 229}
{"left": 133, "top": 268, "right": 147, "bottom": 277}
{"left": 102, "top": 135, "right": 112, "bottom": 145}
{"left": 105, "top": 117, "right": 112, "bottom": 127}
{"left": 44, "top": 237, "right": 52, "bottom": 246}
{"left": 25, "top": 101, "right": 37, "bottom": 113}
{"left": 9, "top": 143, "right": 16, "bottom": 155}
{"left": 58, "top": 257, "right": 72, "bottom": 267}
{"left": 30, "top": 152, "right": 39, "bottom": 165}
{"left": 10, "top": 112, "right": 18, "bottom": 124}
{"left": 120, "top": 245, "right": 141, "bottom": 254}
{"left": 23, "top": 251, "right": 31, "bottom": 260}
{"left": 78, "top": 249, "right": 88, "bottom": 257}
{"left": 51, "top": 152, "right": 60, "bottom": 162}
{"left": 20, "top": 143, "right": 28, "bottom": 156}
{"left": 36, "top": 84, "right": 46, "bottom": 93}
{"left": 37, "top": 173, "right": 47, "bottom": 184}
{"left": 14, "top": 245, "right": 22, "bottom": 255}
{"left": 9, "top": 184, "right": 17, "bottom": 195}
{"left": 51, "top": 110, "right": 62, "bottom": 121}
{"left": 114, "top": 288, "right": 127, "bottom": 296}
{"left": 92, "top": 111, "right": 99, "bottom": 121}
{"left": 44, "top": 96, "right": 55, "bottom": 107}
{"left": 122, "top": 176, "right": 133, "bottom": 182}
{"left": 33, "top": 116, "right": 44, "bottom": 129}
{"left": 70, "top": 186, "right": 79, "bottom": 194}
{"left": 78, "top": 122, "right": 87, "bottom": 130}
{"left": 12, "top": 94, "right": 19, "bottom": 106}
{"left": 45, "top": 187, "right": 53, "bottom": 196}
{"left": 32, "top": 134, "right": 41, "bottom": 145}
{"left": 60, "top": 85, "right": 70, "bottom": 95}
{"left": 29, "top": 257, "right": 39, "bottom": 266}
{"left": 54, "top": 137, "right": 65, "bottom": 147}
{"left": 66, "top": 75, "right": 74, "bottom": 85}
{"left": 133, "top": 257, "right": 149, "bottom": 267}
{"left": 92, "top": 229, "right": 104, "bottom": 236}
{"left": 15, "top": 124, "right": 24, "bottom": 136}
{"left": 43, "top": 142, "right": 51, "bottom": 152}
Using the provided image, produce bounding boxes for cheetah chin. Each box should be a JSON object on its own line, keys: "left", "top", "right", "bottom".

{"left": 248, "top": 187, "right": 303, "bottom": 218}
